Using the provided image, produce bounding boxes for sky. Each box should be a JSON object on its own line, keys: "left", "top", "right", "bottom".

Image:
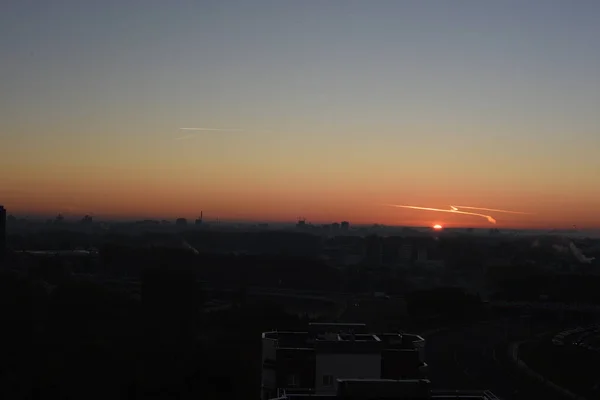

{"left": 1, "top": 0, "right": 600, "bottom": 228}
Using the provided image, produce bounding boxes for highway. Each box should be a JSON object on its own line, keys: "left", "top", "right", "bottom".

{"left": 424, "top": 317, "right": 572, "bottom": 400}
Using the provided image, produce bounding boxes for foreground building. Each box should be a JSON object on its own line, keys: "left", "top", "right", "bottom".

{"left": 262, "top": 323, "right": 500, "bottom": 400}
{"left": 271, "top": 379, "right": 500, "bottom": 399}
{"left": 261, "top": 323, "right": 427, "bottom": 399}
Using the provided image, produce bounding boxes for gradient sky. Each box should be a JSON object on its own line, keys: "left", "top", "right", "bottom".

{"left": 1, "top": 1, "right": 600, "bottom": 228}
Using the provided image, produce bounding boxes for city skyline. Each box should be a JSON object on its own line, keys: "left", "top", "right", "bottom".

{"left": 2, "top": 1, "right": 600, "bottom": 229}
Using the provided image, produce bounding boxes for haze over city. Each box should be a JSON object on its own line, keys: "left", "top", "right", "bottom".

{"left": 2, "top": 1, "right": 600, "bottom": 228}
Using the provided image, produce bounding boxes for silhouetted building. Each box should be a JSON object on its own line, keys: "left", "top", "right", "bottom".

{"left": 297, "top": 219, "right": 307, "bottom": 229}
{"left": 55, "top": 213, "right": 65, "bottom": 225}
{"left": 0, "top": 205, "right": 6, "bottom": 259}
{"left": 80, "top": 215, "right": 93, "bottom": 225}
{"left": 175, "top": 217, "right": 188, "bottom": 227}
{"left": 270, "top": 379, "right": 499, "bottom": 399}
{"left": 341, "top": 221, "right": 350, "bottom": 231}
{"left": 195, "top": 211, "right": 203, "bottom": 225}
{"left": 261, "top": 323, "right": 427, "bottom": 400}
{"left": 365, "top": 235, "right": 383, "bottom": 265}
{"left": 399, "top": 243, "right": 413, "bottom": 262}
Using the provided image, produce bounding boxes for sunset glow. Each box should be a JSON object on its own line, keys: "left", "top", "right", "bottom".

{"left": 1, "top": 2, "right": 600, "bottom": 229}
{"left": 433, "top": 224, "right": 443, "bottom": 230}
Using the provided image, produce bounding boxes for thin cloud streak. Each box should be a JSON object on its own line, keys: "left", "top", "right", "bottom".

{"left": 451, "top": 205, "right": 531, "bottom": 215}
{"left": 383, "top": 204, "right": 497, "bottom": 224}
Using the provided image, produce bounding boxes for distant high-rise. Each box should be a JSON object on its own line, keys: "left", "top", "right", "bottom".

{"left": 0, "top": 205, "right": 6, "bottom": 259}
{"left": 399, "top": 243, "right": 413, "bottom": 261}
{"left": 195, "top": 211, "right": 203, "bottom": 225}
{"left": 341, "top": 221, "right": 350, "bottom": 231}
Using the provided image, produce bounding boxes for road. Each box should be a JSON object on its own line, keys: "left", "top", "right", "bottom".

{"left": 424, "top": 317, "right": 572, "bottom": 400}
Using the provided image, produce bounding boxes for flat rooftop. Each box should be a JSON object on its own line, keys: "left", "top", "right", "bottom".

{"left": 263, "top": 329, "right": 424, "bottom": 351}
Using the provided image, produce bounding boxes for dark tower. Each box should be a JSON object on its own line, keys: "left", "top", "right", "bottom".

{"left": 0, "top": 206, "right": 6, "bottom": 260}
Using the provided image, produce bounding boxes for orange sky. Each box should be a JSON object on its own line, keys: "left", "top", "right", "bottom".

{"left": 2, "top": 157, "right": 599, "bottom": 228}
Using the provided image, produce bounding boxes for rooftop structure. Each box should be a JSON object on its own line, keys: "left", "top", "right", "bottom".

{"left": 261, "top": 323, "right": 427, "bottom": 400}
{"left": 272, "top": 380, "right": 500, "bottom": 399}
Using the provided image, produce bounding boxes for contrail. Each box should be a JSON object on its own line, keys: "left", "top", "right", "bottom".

{"left": 384, "top": 204, "right": 497, "bottom": 224}
{"left": 451, "top": 205, "right": 530, "bottom": 215}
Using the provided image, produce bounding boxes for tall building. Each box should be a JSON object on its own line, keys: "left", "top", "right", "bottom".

{"left": 261, "top": 323, "right": 427, "bottom": 400}
{"left": 195, "top": 211, "right": 203, "bottom": 225}
{"left": 399, "top": 243, "right": 413, "bottom": 262}
{"left": 341, "top": 221, "right": 350, "bottom": 231}
{"left": 0, "top": 205, "right": 6, "bottom": 259}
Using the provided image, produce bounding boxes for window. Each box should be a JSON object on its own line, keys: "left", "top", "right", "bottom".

{"left": 286, "top": 374, "right": 299, "bottom": 387}
{"left": 322, "top": 375, "right": 334, "bottom": 386}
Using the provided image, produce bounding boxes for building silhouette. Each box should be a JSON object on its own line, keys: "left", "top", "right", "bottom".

{"left": 261, "top": 323, "right": 427, "bottom": 400}
{"left": 195, "top": 211, "right": 203, "bottom": 225}
{"left": 0, "top": 205, "right": 6, "bottom": 259}
{"left": 55, "top": 213, "right": 65, "bottom": 225}
{"left": 341, "top": 221, "right": 350, "bottom": 231}
{"left": 175, "top": 218, "right": 188, "bottom": 227}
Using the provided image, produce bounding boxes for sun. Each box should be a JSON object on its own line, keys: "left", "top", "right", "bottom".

{"left": 432, "top": 224, "right": 443, "bottom": 230}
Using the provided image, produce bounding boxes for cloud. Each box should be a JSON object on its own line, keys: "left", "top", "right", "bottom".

{"left": 384, "top": 204, "right": 497, "bottom": 224}
{"left": 451, "top": 205, "right": 531, "bottom": 215}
